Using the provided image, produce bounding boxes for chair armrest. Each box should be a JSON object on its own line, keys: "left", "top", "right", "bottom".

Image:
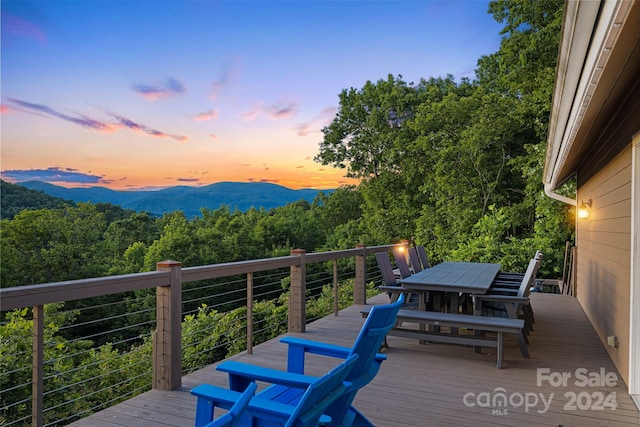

{"left": 191, "top": 383, "right": 241, "bottom": 426}
{"left": 191, "top": 383, "right": 241, "bottom": 407}
{"left": 279, "top": 336, "right": 385, "bottom": 374}
{"left": 217, "top": 360, "right": 318, "bottom": 391}
{"left": 281, "top": 336, "right": 350, "bottom": 374}
{"left": 280, "top": 336, "right": 351, "bottom": 359}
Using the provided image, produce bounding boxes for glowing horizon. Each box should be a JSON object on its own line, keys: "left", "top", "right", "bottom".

{"left": 1, "top": 1, "right": 502, "bottom": 191}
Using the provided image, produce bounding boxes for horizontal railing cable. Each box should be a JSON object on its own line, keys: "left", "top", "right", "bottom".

{"left": 0, "top": 243, "right": 402, "bottom": 427}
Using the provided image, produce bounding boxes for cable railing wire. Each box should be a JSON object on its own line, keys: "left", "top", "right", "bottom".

{"left": 42, "top": 370, "right": 152, "bottom": 427}
{"left": 42, "top": 347, "right": 151, "bottom": 396}
{"left": 1, "top": 243, "right": 400, "bottom": 427}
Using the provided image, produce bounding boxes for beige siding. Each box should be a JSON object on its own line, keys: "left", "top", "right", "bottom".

{"left": 577, "top": 144, "right": 632, "bottom": 386}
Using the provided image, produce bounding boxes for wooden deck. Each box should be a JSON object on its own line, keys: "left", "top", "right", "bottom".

{"left": 69, "top": 293, "right": 639, "bottom": 427}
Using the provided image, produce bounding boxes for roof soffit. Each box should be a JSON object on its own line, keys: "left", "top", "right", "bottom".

{"left": 544, "top": 0, "right": 635, "bottom": 189}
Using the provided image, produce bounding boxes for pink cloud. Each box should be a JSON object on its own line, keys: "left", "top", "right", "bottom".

{"left": 268, "top": 104, "right": 296, "bottom": 119}
{"left": 107, "top": 111, "right": 188, "bottom": 142}
{"left": 248, "top": 178, "right": 280, "bottom": 184}
{"left": 295, "top": 106, "right": 338, "bottom": 136}
{"left": 241, "top": 101, "right": 297, "bottom": 122}
{"left": 9, "top": 98, "right": 119, "bottom": 133}
{"left": 194, "top": 109, "right": 218, "bottom": 121}
{"left": 8, "top": 98, "right": 187, "bottom": 141}
{"left": 241, "top": 109, "right": 259, "bottom": 121}
{"left": 210, "top": 57, "right": 241, "bottom": 100}
{"left": 132, "top": 78, "right": 185, "bottom": 100}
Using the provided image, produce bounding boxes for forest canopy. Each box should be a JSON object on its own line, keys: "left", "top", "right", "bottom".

{"left": 1, "top": 0, "right": 572, "bottom": 288}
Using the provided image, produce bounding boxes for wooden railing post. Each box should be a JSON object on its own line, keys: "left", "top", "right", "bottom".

{"left": 354, "top": 243, "right": 367, "bottom": 305}
{"left": 32, "top": 305, "right": 44, "bottom": 427}
{"left": 154, "top": 260, "right": 182, "bottom": 391}
{"left": 289, "top": 249, "right": 306, "bottom": 333}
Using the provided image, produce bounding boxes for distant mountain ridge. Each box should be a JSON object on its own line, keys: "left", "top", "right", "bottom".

{"left": 18, "top": 181, "right": 330, "bottom": 217}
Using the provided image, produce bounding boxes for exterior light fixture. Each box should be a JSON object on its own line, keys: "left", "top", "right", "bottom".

{"left": 578, "top": 199, "right": 592, "bottom": 219}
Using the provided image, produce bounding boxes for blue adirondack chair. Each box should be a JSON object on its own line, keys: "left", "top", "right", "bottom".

{"left": 191, "top": 354, "right": 359, "bottom": 427}
{"left": 215, "top": 296, "right": 404, "bottom": 427}
{"left": 198, "top": 382, "right": 256, "bottom": 427}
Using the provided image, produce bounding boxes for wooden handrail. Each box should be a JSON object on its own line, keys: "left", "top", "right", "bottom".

{"left": 0, "top": 271, "right": 171, "bottom": 311}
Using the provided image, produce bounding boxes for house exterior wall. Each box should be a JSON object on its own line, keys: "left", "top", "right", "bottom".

{"left": 577, "top": 144, "right": 632, "bottom": 385}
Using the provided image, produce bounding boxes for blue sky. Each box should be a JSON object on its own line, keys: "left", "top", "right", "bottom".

{"left": 1, "top": 0, "right": 503, "bottom": 190}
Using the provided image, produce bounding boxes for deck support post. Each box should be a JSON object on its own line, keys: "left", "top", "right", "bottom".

{"left": 154, "top": 260, "right": 182, "bottom": 390}
{"left": 354, "top": 243, "right": 367, "bottom": 305}
{"left": 289, "top": 249, "right": 306, "bottom": 333}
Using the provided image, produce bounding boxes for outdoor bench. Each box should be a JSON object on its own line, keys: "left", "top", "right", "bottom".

{"left": 361, "top": 307, "right": 526, "bottom": 368}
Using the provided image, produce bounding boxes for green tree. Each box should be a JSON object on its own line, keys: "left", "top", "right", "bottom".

{"left": 408, "top": 85, "right": 533, "bottom": 257}
{"left": 316, "top": 75, "right": 465, "bottom": 246}
{"left": 313, "top": 186, "right": 368, "bottom": 250}
{"left": 316, "top": 74, "right": 425, "bottom": 179}
{"left": 104, "top": 212, "right": 159, "bottom": 274}
{"left": 1, "top": 204, "right": 109, "bottom": 287}
{"left": 313, "top": 0, "right": 569, "bottom": 273}
{"left": 0, "top": 180, "right": 73, "bottom": 220}
{"left": 0, "top": 304, "right": 152, "bottom": 426}
{"left": 256, "top": 200, "right": 323, "bottom": 253}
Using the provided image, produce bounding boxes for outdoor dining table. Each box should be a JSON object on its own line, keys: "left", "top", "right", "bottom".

{"left": 399, "top": 261, "right": 501, "bottom": 313}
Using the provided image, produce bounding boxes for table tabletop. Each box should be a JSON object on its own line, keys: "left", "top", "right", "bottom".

{"left": 399, "top": 261, "right": 501, "bottom": 295}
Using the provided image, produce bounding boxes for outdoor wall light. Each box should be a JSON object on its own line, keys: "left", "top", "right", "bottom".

{"left": 578, "top": 199, "right": 592, "bottom": 219}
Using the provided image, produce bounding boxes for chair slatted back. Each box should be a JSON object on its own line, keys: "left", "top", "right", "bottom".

{"left": 393, "top": 248, "right": 412, "bottom": 278}
{"left": 408, "top": 247, "right": 423, "bottom": 273}
{"left": 416, "top": 245, "right": 430, "bottom": 268}
{"left": 321, "top": 295, "right": 404, "bottom": 424}
{"left": 375, "top": 252, "right": 398, "bottom": 287}
{"left": 517, "top": 258, "right": 539, "bottom": 297}
{"left": 286, "top": 354, "right": 359, "bottom": 427}
{"left": 347, "top": 295, "right": 404, "bottom": 383}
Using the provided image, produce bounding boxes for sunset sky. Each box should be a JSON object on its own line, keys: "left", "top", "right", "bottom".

{"left": 1, "top": 0, "right": 503, "bottom": 190}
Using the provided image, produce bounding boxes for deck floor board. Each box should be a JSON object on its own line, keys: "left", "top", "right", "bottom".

{"left": 69, "top": 293, "right": 639, "bottom": 426}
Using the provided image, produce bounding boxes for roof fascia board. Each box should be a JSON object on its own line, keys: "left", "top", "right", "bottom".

{"left": 545, "top": 0, "right": 632, "bottom": 191}
{"left": 544, "top": 0, "right": 601, "bottom": 188}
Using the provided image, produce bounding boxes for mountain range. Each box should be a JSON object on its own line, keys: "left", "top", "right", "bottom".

{"left": 18, "top": 181, "right": 331, "bottom": 217}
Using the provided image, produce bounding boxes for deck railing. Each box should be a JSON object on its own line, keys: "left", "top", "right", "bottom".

{"left": 0, "top": 243, "right": 404, "bottom": 427}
